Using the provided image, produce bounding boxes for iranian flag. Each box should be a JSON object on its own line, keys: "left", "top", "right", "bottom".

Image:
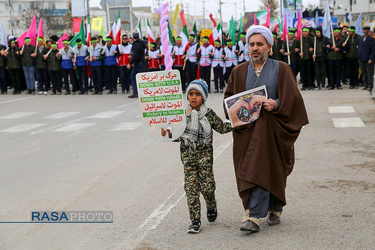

{"left": 209, "top": 22, "right": 222, "bottom": 46}
{"left": 115, "top": 10, "right": 121, "bottom": 45}
{"left": 137, "top": 21, "right": 142, "bottom": 38}
{"left": 147, "top": 19, "right": 155, "bottom": 43}
{"left": 180, "top": 25, "right": 189, "bottom": 50}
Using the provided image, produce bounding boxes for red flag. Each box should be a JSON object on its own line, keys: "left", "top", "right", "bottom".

{"left": 73, "top": 18, "right": 81, "bottom": 33}
{"left": 16, "top": 30, "right": 29, "bottom": 48}
{"left": 28, "top": 15, "right": 36, "bottom": 46}
{"left": 265, "top": 5, "right": 270, "bottom": 28}
{"left": 209, "top": 13, "right": 217, "bottom": 28}
{"left": 254, "top": 13, "right": 257, "bottom": 25}
{"left": 37, "top": 18, "right": 43, "bottom": 38}
{"left": 283, "top": 15, "right": 288, "bottom": 42}
{"left": 180, "top": 10, "right": 187, "bottom": 27}
{"left": 297, "top": 9, "right": 302, "bottom": 40}
{"left": 57, "top": 32, "right": 68, "bottom": 49}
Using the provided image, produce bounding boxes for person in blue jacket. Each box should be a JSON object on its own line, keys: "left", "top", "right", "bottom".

{"left": 103, "top": 36, "right": 119, "bottom": 94}
{"left": 72, "top": 38, "right": 89, "bottom": 95}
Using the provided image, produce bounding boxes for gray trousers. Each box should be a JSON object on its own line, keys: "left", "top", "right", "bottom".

{"left": 359, "top": 61, "right": 374, "bottom": 89}
{"left": 246, "top": 186, "right": 282, "bottom": 218}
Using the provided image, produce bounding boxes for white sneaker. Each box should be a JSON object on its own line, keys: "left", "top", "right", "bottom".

{"left": 43, "top": 91, "right": 48, "bottom": 95}
{"left": 38, "top": 91, "right": 44, "bottom": 95}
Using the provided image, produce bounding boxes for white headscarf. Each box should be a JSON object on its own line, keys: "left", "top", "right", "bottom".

{"left": 246, "top": 25, "right": 274, "bottom": 46}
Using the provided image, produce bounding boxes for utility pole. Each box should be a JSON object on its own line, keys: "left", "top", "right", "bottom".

{"left": 8, "top": 0, "right": 14, "bottom": 35}
{"left": 202, "top": 1, "right": 206, "bottom": 29}
{"left": 219, "top": 0, "right": 223, "bottom": 25}
{"left": 243, "top": 0, "right": 245, "bottom": 17}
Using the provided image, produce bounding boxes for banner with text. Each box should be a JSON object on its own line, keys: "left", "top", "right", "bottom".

{"left": 136, "top": 70, "right": 186, "bottom": 141}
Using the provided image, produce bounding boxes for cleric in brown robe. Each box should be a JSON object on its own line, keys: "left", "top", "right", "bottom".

{"left": 224, "top": 25, "right": 309, "bottom": 233}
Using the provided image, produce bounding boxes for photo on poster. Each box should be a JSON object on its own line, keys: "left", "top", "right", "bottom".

{"left": 224, "top": 86, "right": 268, "bottom": 128}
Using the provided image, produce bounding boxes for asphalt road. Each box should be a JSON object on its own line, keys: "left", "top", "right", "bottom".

{"left": 0, "top": 84, "right": 374, "bottom": 249}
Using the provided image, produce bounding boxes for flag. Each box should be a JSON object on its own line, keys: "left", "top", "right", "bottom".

{"left": 354, "top": 12, "right": 363, "bottom": 36}
{"left": 228, "top": 15, "right": 236, "bottom": 41}
{"left": 136, "top": 20, "right": 142, "bottom": 38}
{"left": 322, "top": 1, "right": 331, "bottom": 38}
{"left": 256, "top": 10, "right": 267, "bottom": 26}
{"left": 166, "top": 20, "right": 175, "bottom": 46}
{"left": 283, "top": 15, "right": 288, "bottom": 42}
{"left": 238, "top": 14, "right": 243, "bottom": 44}
{"left": 73, "top": 18, "right": 81, "bottom": 33}
{"left": 100, "top": 16, "right": 105, "bottom": 38}
{"left": 16, "top": 30, "right": 29, "bottom": 48}
{"left": 28, "top": 15, "right": 37, "bottom": 46}
{"left": 181, "top": 25, "right": 189, "bottom": 50}
{"left": 0, "top": 22, "right": 7, "bottom": 48}
{"left": 147, "top": 19, "right": 155, "bottom": 43}
{"left": 115, "top": 10, "right": 121, "bottom": 45}
{"left": 180, "top": 10, "right": 187, "bottom": 28}
{"left": 91, "top": 17, "right": 103, "bottom": 31}
{"left": 86, "top": 17, "right": 91, "bottom": 45}
{"left": 254, "top": 13, "right": 257, "bottom": 25}
{"left": 296, "top": 9, "right": 302, "bottom": 40}
{"left": 346, "top": 12, "right": 352, "bottom": 25}
{"left": 86, "top": 17, "right": 91, "bottom": 77}
{"left": 37, "top": 18, "right": 46, "bottom": 45}
{"left": 57, "top": 32, "right": 68, "bottom": 49}
{"left": 70, "top": 18, "right": 86, "bottom": 47}
{"left": 266, "top": 5, "right": 271, "bottom": 28}
{"left": 109, "top": 20, "right": 116, "bottom": 41}
{"left": 209, "top": 22, "right": 222, "bottom": 46}
{"left": 193, "top": 22, "right": 198, "bottom": 43}
{"left": 315, "top": 10, "right": 319, "bottom": 28}
{"left": 172, "top": 4, "right": 179, "bottom": 37}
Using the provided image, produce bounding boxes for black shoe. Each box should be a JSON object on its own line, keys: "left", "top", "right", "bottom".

{"left": 51, "top": 91, "right": 56, "bottom": 95}
{"left": 214, "top": 89, "right": 219, "bottom": 93}
{"left": 72, "top": 91, "right": 76, "bottom": 95}
{"left": 267, "top": 213, "right": 281, "bottom": 226}
{"left": 354, "top": 86, "right": 359, "bottom": 89}
{"left": 98, "top": 92, "right": 103, "bottom": 95}
{"left": 239, "top": 219, "right": 259, "bottom": 232}
{"left": 92, "top": 91, "right": 98, "bottom": 95}
{"left": 208, "top": 90, "right": 211, "bottom": 93}
{"left": 78, "top": 91, "right": 84, "bottom": 95}
{"left": 128, "top": 94, "right": 138, "bottom": 98}
{"left": 337, "top": 86, "right": 343, "bottom": 90}
{"left": 220, "top": 89, "right": 224, "bottom": 93}
{"left": 300, "top": 87, "right": 306, "bottom": 91}
{"left": 349, "top": 86, "right": 354, "bottom": 89}
{"left": 64, "top": 92, "right": 71, "bottom": 95}
{"left": 207, "top": 206, "right": 217, "bottom": 222}
{"left": 113, "top": 90, "right": 117, "bottom": 94}
{"left": 187, "top": 220, "right": 201, "bottom": 234}
{"left": 107, "top": 90, "right": 113, "bottom": 94}
{"left": 362, "top": 87, "right": 368, "bottom": 90}
{"left": 328, "top": 86, "right": 335, "bottom": 90}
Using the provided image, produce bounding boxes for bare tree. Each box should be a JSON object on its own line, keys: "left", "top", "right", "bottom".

{"left": 259, "top": 0, "right": 279, "bottom": 18}
{"left": 63, "top": 1, "right": 73, "bottom": 32}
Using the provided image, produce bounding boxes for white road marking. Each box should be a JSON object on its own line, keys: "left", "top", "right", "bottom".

{"left": 0, "top": 96, "right": 36, "bottom": 105}
{"left": 328, "top": 106, "right": 356, "bottom": 114}
{"left": 124, "top": 139, "right": 233, "bottom": 249}
{"left": 108, "top": 122, "right": 142, "bottom": 131}
{"left": 88, "top": 111, "right": 124, "bottom": 119}
{"left": 44, "top": 112, "right": 80, "bottom": 119}
{"left": 53, "top": 123, "right": 96, "bottom": 132}
{"left": 0, "top": 112, "right": 37, "bottom": 119}
{"left": 1, "top": 123, "right": 45, "bottom": 133}
{"left": 332, "top": 117, "right": 365, "bottom": 128}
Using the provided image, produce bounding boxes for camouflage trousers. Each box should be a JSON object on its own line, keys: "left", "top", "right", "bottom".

{"left": 182, "top": 148, "right": 216, "bottom": 221}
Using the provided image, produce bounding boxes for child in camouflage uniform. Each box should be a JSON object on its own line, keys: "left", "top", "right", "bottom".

{"left": 161, "top": 79, "right": 232, "bottom": 233}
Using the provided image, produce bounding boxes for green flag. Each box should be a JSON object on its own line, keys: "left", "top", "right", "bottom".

{"left": 237, "top": 14, "right": 243, "bottom": 44}
{"left": 70, "top": 18, "right": 86, "bottom": 47}
{"left": 193, "top": 21, "right": 198, "bottom": 43}
{"left": 228, "top": 15, "right": 236, "bottom": 41}
{"left": 167, "top": 20, "right": 175, "bottom": 46}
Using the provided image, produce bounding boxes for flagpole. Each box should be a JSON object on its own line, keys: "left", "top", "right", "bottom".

{"left": 313, "top": 36, "right": 316, "bottom": 62}
{"left": 286, "top": 38, "right": 290, "bottom": 65}
{"left": 330, "top": 20, "right": 336, "bottom": 47}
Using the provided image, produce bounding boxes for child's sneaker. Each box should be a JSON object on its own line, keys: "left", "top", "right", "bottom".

{"left": 207, "top": 206, "right": 217, "bottom": 222}
{"left": 187, "top": 220, "right": 201, "bottom": 234}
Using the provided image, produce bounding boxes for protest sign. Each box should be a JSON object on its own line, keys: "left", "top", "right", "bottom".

{"left": 136, "top": 70, "right": 186, "bottom": 141}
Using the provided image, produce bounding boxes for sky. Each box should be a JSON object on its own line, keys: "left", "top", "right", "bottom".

{"left": 90, "top": 0, "right": 322, "bottom": 23}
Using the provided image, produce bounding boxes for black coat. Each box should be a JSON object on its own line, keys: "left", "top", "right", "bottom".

{"left": 129, "top": 39, "right": 146, "bottom": 66}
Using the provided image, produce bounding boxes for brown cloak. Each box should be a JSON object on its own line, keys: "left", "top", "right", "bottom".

{"left": 224, "top": 61, "right": 309, "bottom": 209}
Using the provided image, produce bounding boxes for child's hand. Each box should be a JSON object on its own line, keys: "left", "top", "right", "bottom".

{"left": 161, "top": 128, "right": 172, "bottom": 138}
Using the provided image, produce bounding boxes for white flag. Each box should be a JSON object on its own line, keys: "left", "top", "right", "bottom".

{"left": 0, "top": 23, "right": 7, "bottom": 47}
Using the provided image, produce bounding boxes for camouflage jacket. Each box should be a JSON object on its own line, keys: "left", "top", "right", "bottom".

{"left": 178, "top": 108, "right": 232, "bottom": 164}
